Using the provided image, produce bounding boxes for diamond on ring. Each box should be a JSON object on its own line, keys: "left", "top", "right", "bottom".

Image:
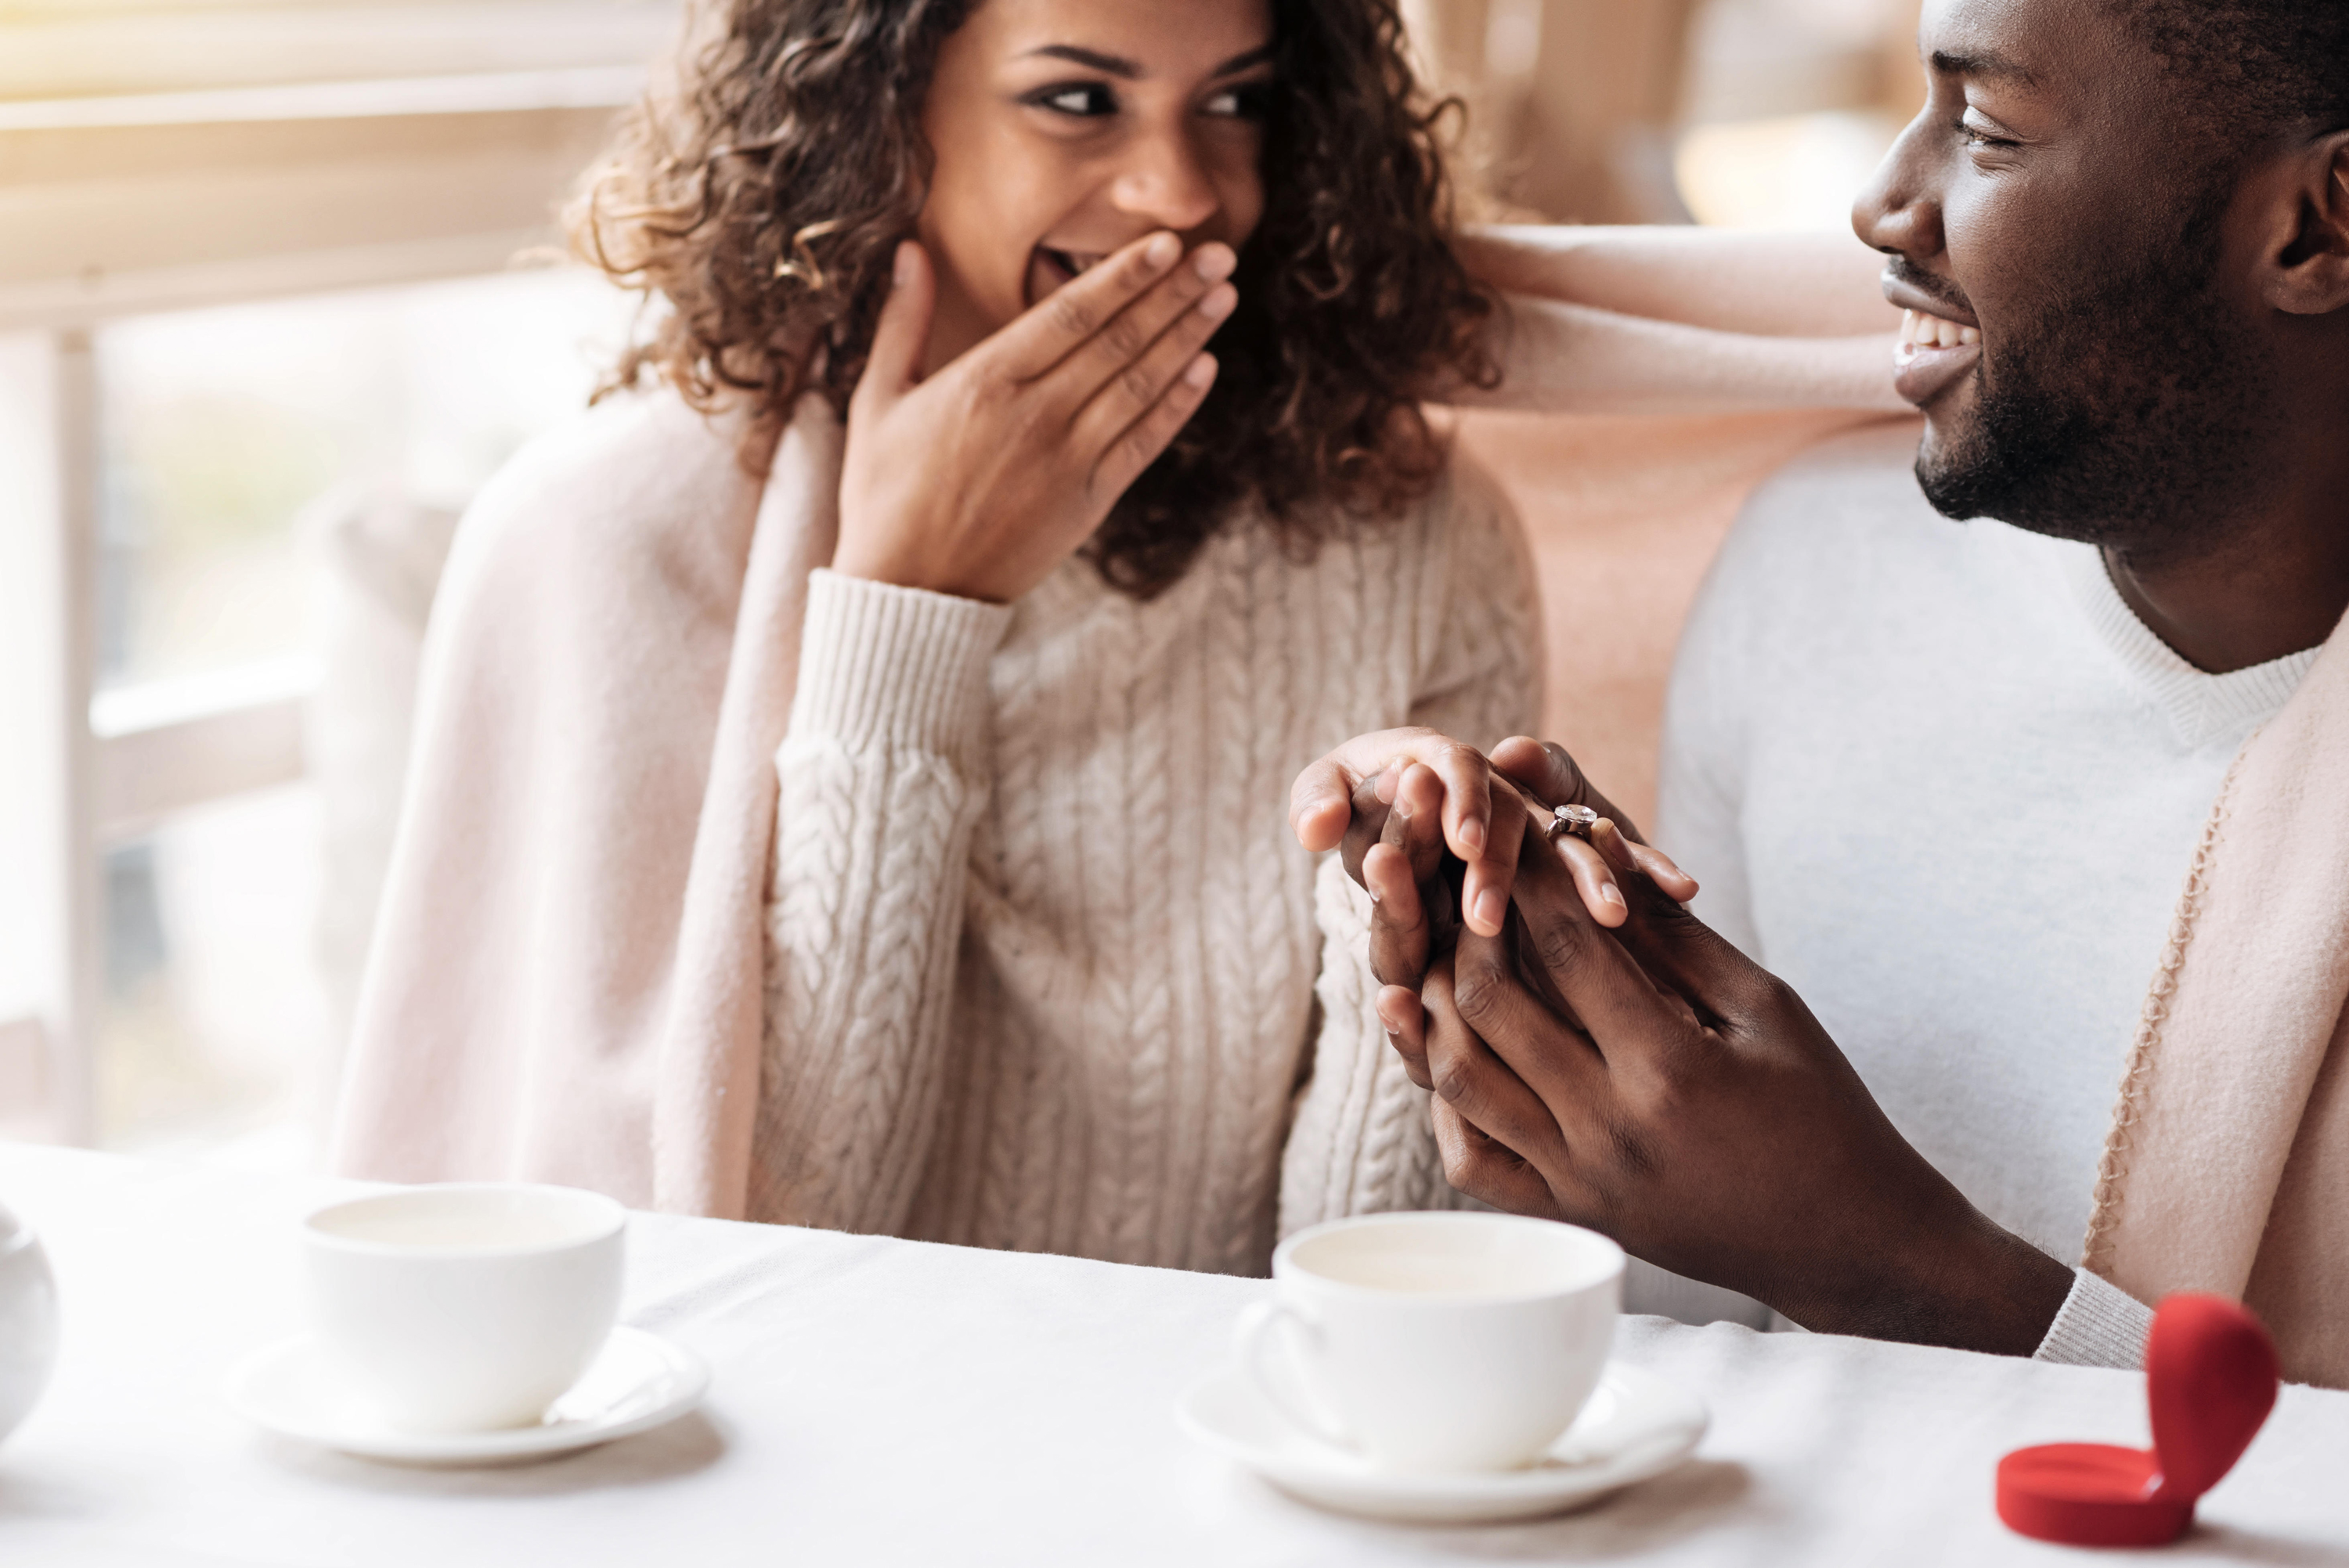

{"left": 1548, "top": 803, "right": 1600, "bottom": 841}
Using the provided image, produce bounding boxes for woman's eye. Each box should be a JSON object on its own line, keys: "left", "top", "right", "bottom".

{"left": 1202, "top": 82, "right": 1272, "bottom": 121}
{"left": 1027, "top": 82, "right": 1117, "bottom": 117}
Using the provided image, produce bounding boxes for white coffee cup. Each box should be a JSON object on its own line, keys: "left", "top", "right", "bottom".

{"left": 303, "top": 1184, "right": 626, "bottom": 1433}
{"left": 1236, "top": 1211, "right": 1622, "bottom": 1473}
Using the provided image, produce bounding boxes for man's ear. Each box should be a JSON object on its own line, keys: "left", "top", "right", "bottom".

{"left": 2264, "top": 129, "right": 2349, "bottom": 315}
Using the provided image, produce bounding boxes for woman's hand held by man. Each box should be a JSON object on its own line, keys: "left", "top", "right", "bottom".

{"left": 834, "top": 232, "right": 1237, "bottom": 604}
{"left": 1288, "top": 729, "right": 1697, "bottom": 1060}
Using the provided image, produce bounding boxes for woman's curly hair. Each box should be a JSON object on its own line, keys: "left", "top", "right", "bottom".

{"left": 574, "top": 0, "right": 1496, "bottom": 597}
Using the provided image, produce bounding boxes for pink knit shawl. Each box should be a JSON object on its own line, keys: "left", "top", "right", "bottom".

{"left": 332, "top": 391, "right": 839, "bottom": 1219}
{"left": 2085, "top": 605, "right": 2349, "bottom": 1386}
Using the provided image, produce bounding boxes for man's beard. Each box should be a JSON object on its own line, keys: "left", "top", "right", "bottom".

{"left": 1914, "top": 218, "right": 2270, "bottom": 557}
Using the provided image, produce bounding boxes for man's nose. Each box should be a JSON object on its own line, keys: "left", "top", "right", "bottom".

{"left": 1110, "top": 132, "right": 1221, "bottom": 234}
{"left": 1851, "top": 116, "right": 1943, "bottom": 261}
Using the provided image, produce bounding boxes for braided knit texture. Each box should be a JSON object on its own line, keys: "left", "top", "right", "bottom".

{"left": 2080, "top": 743, "right": 2253, "bottom": 1274}
{"left": 750, "top": 461, "right": 1539, "bottom": 1274}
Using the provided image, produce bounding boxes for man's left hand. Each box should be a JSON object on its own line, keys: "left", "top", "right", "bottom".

{"left": 1418, "top": 795, "right": 2077, "bottom": 1357}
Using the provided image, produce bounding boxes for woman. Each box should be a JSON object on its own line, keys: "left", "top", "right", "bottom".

{"left": 334, "top": 0, "right": 1896, "bottom": 1273}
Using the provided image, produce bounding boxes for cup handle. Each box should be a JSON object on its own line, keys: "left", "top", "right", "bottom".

{"left": 1233, "top": 1299, "right": 1353, "bottom": 1450}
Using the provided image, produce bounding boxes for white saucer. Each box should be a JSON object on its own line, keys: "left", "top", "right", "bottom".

{"left": 224, "top": 1325, "right": 710, "bottom": 1466}
{"left": 1177, "top": 1359, "right": 1707, "bottom": 1525}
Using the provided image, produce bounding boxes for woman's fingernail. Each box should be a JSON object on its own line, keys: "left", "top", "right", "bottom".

{"left": 1183, "top": 354, "right": 1216, "bottom": 387}
{"left": 1474, "top": 889, "right": 1504, "bottom": 931}
{"left": 1366, "top": 881, "right": 1381, "bottom": 904}
{"left": 1394, "top": 792, "right": 1413, "bottom": 821}
{"left": 1601, "top": 882, "right": 1626, "bottom": 909}
{"left": 1460, "top": 818, "right": 1487, "bottom": 856}
{"left": 1374, "top": 766, "right": 1398, "bottom": 805}
{"left": 1193, "top": 244, "right": 1236, "bottom": 282}
{"left": 1145, "top": 232, "right": 1180, "bottom": 269}
{"left": 1196, "top": 283, "right": 1236, "bottom": 320}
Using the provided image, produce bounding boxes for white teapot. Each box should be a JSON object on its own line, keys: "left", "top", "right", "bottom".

{"left": 0, "top": 1200, "right": 58, "bottom": 1447}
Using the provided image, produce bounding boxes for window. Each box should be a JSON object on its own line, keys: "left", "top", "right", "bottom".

{"left": 0, "top": 0, "right": 674, "bottom": 1162}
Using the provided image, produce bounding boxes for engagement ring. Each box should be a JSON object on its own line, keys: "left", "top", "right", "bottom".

{"left": 1547, "top": 803, "right": 1600, "bottom": 842}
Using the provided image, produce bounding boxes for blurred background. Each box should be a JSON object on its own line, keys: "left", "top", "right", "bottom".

{"left": 0, "top": 0, "right": 1922, "bottom": 1171}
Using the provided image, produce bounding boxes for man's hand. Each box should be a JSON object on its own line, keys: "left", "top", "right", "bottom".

{"left": 1420, "top": 811, "right": 2076, "bottom": 1357}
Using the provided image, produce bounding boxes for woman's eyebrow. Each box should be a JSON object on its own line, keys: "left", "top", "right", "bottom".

{"left": 1024, "top": 45, "right": 1141, "bottom": 79}
{"left": 1019, "top": 43, "right": 1276, "bottom": 80}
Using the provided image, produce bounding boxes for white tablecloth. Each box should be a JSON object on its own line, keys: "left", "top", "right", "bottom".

{"left": 1, "top": 1143, "right": 2342, "bottom": 1566}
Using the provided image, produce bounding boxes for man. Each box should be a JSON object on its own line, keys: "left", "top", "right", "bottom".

{"left": 1290, "top": 0, "right": 2349, "bottom": 1377}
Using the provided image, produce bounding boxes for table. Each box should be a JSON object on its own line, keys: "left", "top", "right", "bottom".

{"left": 1, "top": 1144, "right": 2343, "bottom": 1566}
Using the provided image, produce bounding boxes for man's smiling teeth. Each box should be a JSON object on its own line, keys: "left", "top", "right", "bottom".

{"left": 1901, "top": 308, "right": 1981, "bottom": 349}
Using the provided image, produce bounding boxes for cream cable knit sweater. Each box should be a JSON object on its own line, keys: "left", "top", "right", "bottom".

{"left": 749, "top": 463, "right": 1540, "bottom": 1274}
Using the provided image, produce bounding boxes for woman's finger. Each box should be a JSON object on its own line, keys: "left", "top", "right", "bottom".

{"left": 1628, "top": 841, "right": 1699, "bottom": 902}
{"left": 850, "top": 241, "right": 936, "bottom": 423}
{"left": 1413, "top": 737, "right": 1494, "bottom": 871}
{"left": 1089, "top": 351, "right": 1218, "bottom": 500}
{"left": 1387, "top": 762, "right": 1449, "bottom": 881}
{"left": 1492, "top": 734, "right": 1698, "bottom": 902}
{"left": 1286, "top": 729, "right": 1486, "bottom": 855}
{"left": 1076, "top": 279, "right": 1236, "bottom": 478}
{"left": 983, "top": 230, "right": 1184, "bottom": 384}
{"left": 1457, "top": 776, "right": 1533, "bottom": 939}
{"left": 1061, "top": 245, "right": 1235, "bottom": 417}
{"left": 1549, "top": 829, "right": 1629, "bottom": 929}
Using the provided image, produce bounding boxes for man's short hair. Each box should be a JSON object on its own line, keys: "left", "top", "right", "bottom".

{"left": 2113, "top": 2, "right": 2349, "bottom": 155}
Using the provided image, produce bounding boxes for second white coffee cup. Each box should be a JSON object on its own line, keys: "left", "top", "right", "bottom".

{"left": 1236, "top": 1210, "right": 1623, "bottom": 1473}
{"left": 303, "top": 1184, "right": 626, "bottom": 1433}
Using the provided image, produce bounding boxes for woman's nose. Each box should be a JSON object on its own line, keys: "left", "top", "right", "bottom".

{"left": 1110, "top": 133, "right": 1221, "bottom": 234}
{"left": 1852, "top": 116, "right": 1944, "bottom": 262}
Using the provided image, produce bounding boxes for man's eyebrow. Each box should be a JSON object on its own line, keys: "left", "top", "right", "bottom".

{"left": 1929, "top": 49, "right": 2042, "bottom": 88}
{"left": 1021, "top": 43, "right": 1276, "bottom": 79}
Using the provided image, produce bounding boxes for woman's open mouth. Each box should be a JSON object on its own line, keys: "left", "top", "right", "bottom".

{"left": 1893, "top": 307, "right": 1983, "bottom": 408}
{"left": 1025, "top": 245, "right": 1107, "bottom": 307}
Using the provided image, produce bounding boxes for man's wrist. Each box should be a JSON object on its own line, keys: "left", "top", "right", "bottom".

{"left": 1778, "top": 1204, "right": 2073, "bottom": 1357}
{"left": 1857, "top": 1212, "right": 2073, "bottom": 1356}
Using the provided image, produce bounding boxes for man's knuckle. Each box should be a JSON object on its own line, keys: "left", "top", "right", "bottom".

{"left": 1430, "top": 1051, "right": 1478, "bottom": 1108}
{"left": 1606, "top": 1113, "right": 1660, "bottom": 1178}
{"left": 1530, "top": 919, "right": 1587, "bottom": 978}
{"left": 1449, "top": 962, "right": 1503, "bottom": 1023}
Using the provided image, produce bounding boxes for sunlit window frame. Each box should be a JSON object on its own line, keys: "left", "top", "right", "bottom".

{"left": 0, "top": 2, "right": 677, "bottom": 1145}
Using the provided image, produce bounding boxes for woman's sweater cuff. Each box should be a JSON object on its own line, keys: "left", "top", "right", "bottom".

{"left": 789, "top": 569, "right": 1012, "bottom": 759}
{"left": 2033, "top": 1267, "right": 2155, "bottom": 1371}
